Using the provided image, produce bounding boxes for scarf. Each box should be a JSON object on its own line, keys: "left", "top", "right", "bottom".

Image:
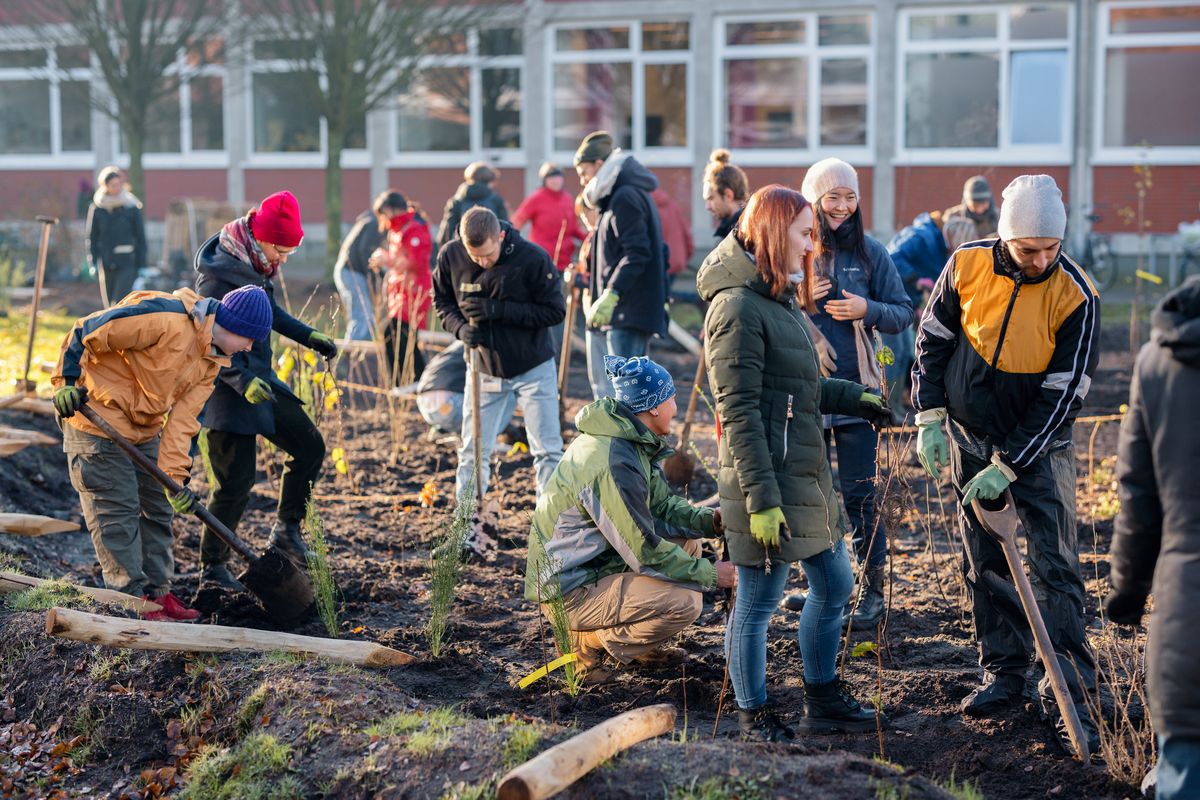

{"left": 582, "top": 150, "right": 631, "bottom": 210}
{"left": 219, "top": 212, "right": 277, "bottom": 279}
{"left": 92, "top": 187, "right": 142, "bottom": 211}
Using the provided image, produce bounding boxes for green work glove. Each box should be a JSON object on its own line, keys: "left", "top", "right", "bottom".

{"left": 308, "top": 331, "right": 338, "bottom": 359}
{"left": 53, "top": 385, "right": 86, "bottom": 418}
{"left": 749, "top": 507, "right": 790, "bottom": 549}
{"left": 585, "top": 288, "right": 620, "bottom": 327}
{"left": 243, "top": 377, "right": 276, "bottom": 405}
{"left": 164, "top": 487, "right": 197, "bottom": 515}
{"left": 857, "top": 392, "right": 893, "bottom": 428}
{"left": 915, "top": 408, "right": 949, "bottom": 478}
{"left": 961, "top": 460, "right": 1017, "bottom": 507}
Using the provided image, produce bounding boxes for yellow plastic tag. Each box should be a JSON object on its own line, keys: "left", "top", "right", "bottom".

{"left": 1135, "top": 269, "right": 1164, "bottom": 285}
{"left": 518, "top": 653, "right": 578, "bottom": 689}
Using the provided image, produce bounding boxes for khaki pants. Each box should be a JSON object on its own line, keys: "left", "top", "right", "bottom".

{"left": 546, "top": 539, "right": 705, "bottom": 665}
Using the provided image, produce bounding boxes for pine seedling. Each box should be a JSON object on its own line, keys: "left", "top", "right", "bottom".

{"left": 530, "top": 528, "right": 580, "bottom": 697}
{"left": 303, "top": 498, "right": 340, "bottom": 638}
{"left": 427, "top": 485, "right": 475, "bottom": 658}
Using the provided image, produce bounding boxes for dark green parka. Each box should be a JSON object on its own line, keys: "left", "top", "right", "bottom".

{"left": 698, "top": 234, "right": 865, "bottom": 565}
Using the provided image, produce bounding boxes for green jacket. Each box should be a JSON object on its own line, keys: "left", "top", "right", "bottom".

{"left": 698, "top": 233, "right": 865, "bottom": 565}
{"left": 525, "top": 398, "right": 717, "bottom": 602}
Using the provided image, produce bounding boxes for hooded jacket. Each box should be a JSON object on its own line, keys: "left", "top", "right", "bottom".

{"left": 378, "top": 210, "right": 434, "bottom": 326}
{"left": 584, "top": 151, "right": 669, "bottom": 337}
{"left": 86, "top": 189, "right": 146, "bottom": 272}
{"left": 525, "top": 397, "right": 717, "bottom": 602}
{"left": 334, "top": 210, "right": 385, "bottom": 276}
{"left": 887, "top": 213, "right": 950, "bottom": 304}
{"left": 511, "top": 186, "right": 586, "bottom": 271}
{"left": 432, "top": 221, "right": 564, "bottom": 379}
{"left": 52, "top": 288, "right": 230, "bottom": 483}
{"left": 943, "top": 201, "right": 1000, "bottom": 241}
{"left": 1110, "top": 277, "right": 1200, "bottom": 739}
{"left": 698, "top": 234, "right": 865, "bottom": 565}
{"left": 438, "top": 181, "right": 510, "bottom": 248}
{"left": 193, "top": 233, "right": 315, "bottom": 436}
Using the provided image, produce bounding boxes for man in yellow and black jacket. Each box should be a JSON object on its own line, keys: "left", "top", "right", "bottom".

{"left": 912, "top": 175, "right": 1100, "bottom": 754}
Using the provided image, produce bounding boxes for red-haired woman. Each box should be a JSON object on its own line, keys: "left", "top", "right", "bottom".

{"left": 698, "top": 185, "right": 892, "bottom": 741}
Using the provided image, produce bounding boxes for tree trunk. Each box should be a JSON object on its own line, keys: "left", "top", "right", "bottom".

{"left": 325, "top": 137, "right": 344, "bottom": 280}
{"left": 125, "top": 128, "right": 146, "bottom": 204}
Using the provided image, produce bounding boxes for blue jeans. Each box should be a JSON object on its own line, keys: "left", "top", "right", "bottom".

{"left": 586, "top": 327, "right": 651, "bottom": 400}
{"left": 455, "top": 357, "right": 563, "bottom": 504}
{"left": 334, "top": 264, "right": 375, "bottom": 341}
{"left": 1158, "top": 735, "right": 1200, "bottom": 800}
{"left": 726, "top": 539, "right": 853, "bottom": 710}
{"left": 825, "top": 422, "right": 883, "bottom": 568}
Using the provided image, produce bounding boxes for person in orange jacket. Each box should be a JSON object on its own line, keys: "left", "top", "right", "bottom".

{"left": 51, "top": 285, "right": 273, "bottom": 621}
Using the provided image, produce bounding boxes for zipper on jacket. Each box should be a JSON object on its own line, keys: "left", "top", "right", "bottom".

{"left": 988, "top": 278, "right": 1023, "bottom": 379}
{"left": 782, "top": 393, "right": 793, "bottom": 462}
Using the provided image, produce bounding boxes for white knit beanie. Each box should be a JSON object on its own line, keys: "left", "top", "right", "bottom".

{"left": 997, "top": 175, "right": 1067, "bottom": 241}
{"left": 800, "top": 158, "right": 859, "bottom": 204}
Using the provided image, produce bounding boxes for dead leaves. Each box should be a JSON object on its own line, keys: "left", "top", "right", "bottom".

{"left": 0, "top": 699, "right": 85, "bottom": 798}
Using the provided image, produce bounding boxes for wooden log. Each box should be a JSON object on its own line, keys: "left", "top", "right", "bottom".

{"left": 45, "top": 606, "right": 418, "bottom": 668}
{"left": 0, "top": 572, "right": 161, "bottom": 613}
{"left": 667, "top": 321, "right": 703, "bottom": 358}
{"left": 0, "top": 394, "right": 27, "bottom": 410}
{"left": 0, "top": 440, "right": 30, "bottom": 456}
{"left": 6, "top": 397, "right": 55, "bottom": 416}
{"left": 0, "top": 513, "right": 79, "bottom": 536}
{"left": 0, "top": 425, "right": 57, "bottom": 445}
{"left": 497, "top": 704, "right": 676, "bottom": 800}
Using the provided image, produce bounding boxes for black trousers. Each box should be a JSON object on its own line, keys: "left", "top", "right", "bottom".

{"left": 200, "top": 395, "right": 325, "bottom": 565}
{"left": 382, "top": 318, "right": 426, "bottom": 387}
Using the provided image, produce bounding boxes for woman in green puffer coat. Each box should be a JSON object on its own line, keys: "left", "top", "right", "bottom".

{"left": 698, "top": 184, "right": 893, "bottom": 742}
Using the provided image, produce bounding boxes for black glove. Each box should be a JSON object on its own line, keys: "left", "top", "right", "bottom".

{"left": 458, "top": 324, "right": 485, "bottom": 348}
{"left": 1105, "top": 589, "right": 1147, "bottom": 627}
{"left": 857, "top": 392, "right": 895, "bottom": 429}
{"left": 460, "top": 297, "right": 504, "bottom": 325}
{"left": 308, "top": 331, "right": 338, "bottom": 359}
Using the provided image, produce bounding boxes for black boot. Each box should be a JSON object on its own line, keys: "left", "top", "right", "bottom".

{"left": 737, "top": 703, "right": 794, "bottom": 743}
{"left": 846, "top": 566, "right": 885, "bottom": 631}
{"left": 267, "top": 520, "right": 312, "bottom": 564}
{"left": 961, "top": 673, "right": 1025, "bottom": 717}
{"left": 200, "top": 562, "right": 245, "bottom": 592}
{"left": 780, "top": 593, "right": 807, "bottom": 612}
{"left": 796, "top": 679, "right": 885, "bottom": 734}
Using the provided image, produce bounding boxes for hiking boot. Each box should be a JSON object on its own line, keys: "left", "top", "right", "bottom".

{"left": 1053, "top": 711, "right": 1101, "bottom": 760}
{"left": 781, "top": 593, "right": 807, "bottom": 612}
{"left": 634, "top": 645, "right": 689, "bottom": 665}
{"left": 961, "top": 673, "right": 1025, "bottom": 717}
{"left": 846, "top": 566, "right": 885, "bottom": 631}
{"left": 200, "top": 562, "right": 245, "bottom": 593}
{"left": 738, "top": 703, "right": 795, "bottom": 742}
{"left": 796, "top": 679, "right": 884, "bottom": 734}
{"left": 155, "top": 592, "right": 201, "bottom": 622}
{"left": 267, "top": 519, "right": 312, "bottom": 565}
{"left": 572, "top": 631, "right": 617, "bottom": 686}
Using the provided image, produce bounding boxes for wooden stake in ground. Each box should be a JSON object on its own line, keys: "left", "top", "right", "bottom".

{"left": 16, "top": 215, "right": 59, "bottom": 395}
{"left": 0, "top": 572, "right": 160, "bottom": 613}
{"left": 497, "top": 704, "right": 676, "bottom": 800}
{"left": 0, "top": 513, "right": 79, "bottom": 536}
{"left": 45, "top": 606, "right": 417, "bottom": 668}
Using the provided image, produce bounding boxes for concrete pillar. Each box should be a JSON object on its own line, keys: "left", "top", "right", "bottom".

{"left": 872, "top": 1, "right": 898, "bottom": 238}
{"left": 522, "top": 0, "right": 548, "bottom": 196}
{"left": 223, "top": 33, "right": 248, "bottom": 207}
{"left": 1069, "top": 0, "right": 1094, "bottom": 253}
{"left": 691, "top": 1, "right": 718, "bottom": 245}
{"left": 368, "top": 109, "right": 390, "bottom": 198}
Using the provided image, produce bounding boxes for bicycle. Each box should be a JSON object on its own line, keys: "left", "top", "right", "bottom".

{"left": 1080, "top": 212, "right": 1117, "bottom": 291}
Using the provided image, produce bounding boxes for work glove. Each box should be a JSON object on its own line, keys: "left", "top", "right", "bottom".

{"left": 1104, "top": 589, "right": 1148, "bottom": 627}
{"left": 749, "top": 507, "right": 790, "bottom": 549}
{"left": 857, "top": 392, "right": 893, "bottom": 428}
{"left": 460, "top": 296, "right": 504, "bottom": 325}
{"left": 53, "top": 385, "right": 86, "bottom": 418}
{"left": 458, "top": 324, "right": 485, "bottom": 348}
{"left": 585, "top": 288, "right": 620, "bottom": 327}
{"left": 308, "top": 331, "right": 338, "bottom": 359}
{"left": 961, "top": 458, "right": 1017, "bottom": 507}
{"left": 915, "top": 408, "right": 949, "bottom": 478}
{"left": 243, "top": 377, "right": 276, "bottom": 405}
{"left": 164, "top": 487, "right": 198, "bottom": 515}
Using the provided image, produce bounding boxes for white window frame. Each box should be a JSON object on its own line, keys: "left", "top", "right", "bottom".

{"left": 389, "top": 27, "right": 525, "bottom": 168}
{"left": 0, "top": 40, "right": 94, "bottom": 169}
{"left": 546, "top": 19, "right": 693, "bottom": 167}
{"left": 895, "top": 4, "right": 1074, "bottom": 166}
{"left": 1094, "top": 0, "right": 1200, "bottom": 165}
{"left": 714, "top": 11, "right": 875, "bottom": 167}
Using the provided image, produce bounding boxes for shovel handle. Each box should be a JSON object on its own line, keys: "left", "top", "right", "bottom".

{"left": 678, "top": 352, "right": 706, "bottom": 447}
{"left": 76, "top": 404, "right": 258, "bottom": 564}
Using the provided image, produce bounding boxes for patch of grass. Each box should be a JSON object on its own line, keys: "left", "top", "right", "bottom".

{"left": 441, "top": 780, "right": 495, "bottom": 800}
{"left": 667, "top": 775, "right": 773, "bottom": 800}
{"left": 88, "top": 650, "right": 130, "bottom": 682}
{"left": 0, "top": 553, "right": 24, "bottom": 573}
{"left": 0, "top": 302, "right": 75, "bottom": 391}
{"left": 179, "top": 733, "right": 298, "bottom": 800}
{"left": 872, "top": 780, "right": 912, "bottom": 800}
{"left": 69, "top": 705, "right": 102, "bottom": 764}
{"left": 500, "top": 720, "right": 542, "bottom": 768}
{"left": 4, "top": 579, "right": 88, "bottom": 611}
{"left": 937, "top": 771, "right": 984, "bottom": 800}
{"left": 366, "top": 706, "right": 468, "bottom": 756}
{"left": 256, "top": 650, "right": 306, "bottom": 667}
{"left": 236, "top": 686, "right": 269, "bottom": 737}
{"left": 428, "top": 490, "right": 475, "bottom": 658}
{"left": 303, "top": 499, "right": 339, "bottom": 638}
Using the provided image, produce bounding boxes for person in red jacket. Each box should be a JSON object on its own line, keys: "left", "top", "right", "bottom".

{"left": 652, "top": 187, "right": 694, "bottom": 277}
{"left": 371, "top": 201, "right": 433, "bottom": 386}
{"left": 511, "top": 163, "right": 586, "bottom": 272}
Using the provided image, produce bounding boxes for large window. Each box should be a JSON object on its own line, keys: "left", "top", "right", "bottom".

{"left": 1097, "top": 1, "right": 1200, "bottom": 161}
{"left": 716, "top": 14, "right": 872, "bottom": 161}
{"left": 395, "top": 27, "right": 522, "bottom": 159}
{"left": 550, "top": 21, "right": 690, "bottom": 158}
{"left": 898, "top": 5, "right": 1072, "bottom": 162}
{"left": 0, "top": 45, "right": 92, "bottom": 160}
{"left": 115, "top": 42, "right": 225, "bottom": 158}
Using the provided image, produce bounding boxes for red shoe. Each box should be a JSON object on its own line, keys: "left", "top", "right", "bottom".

{"left": 140, "top": 596, "right": 171, "bottom": 622}
{"left": 156, "top": 592, "right": 201, "bottom": 622}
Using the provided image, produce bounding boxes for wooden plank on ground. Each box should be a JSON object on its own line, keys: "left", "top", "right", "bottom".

{"left": 0, "top": 513, "right": 78, "bottom": 536}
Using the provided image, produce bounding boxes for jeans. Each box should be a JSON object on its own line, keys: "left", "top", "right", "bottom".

{"left": 825, "top": 422, "right": 883, "bottom": 568}
{"left": 455, "top": 357, "right": 563, "bottom": 504}
{"left": 334, "top": 264, "right": 376, "bottom": 341}
{"left": 1158, "top": 735, "right": 1200, "bottom": 800}
{"left": 726, "top": 539, "right": 853, "bottom": 709}
{"left": 586, "top": 327, "right": 651, "bottom": 400}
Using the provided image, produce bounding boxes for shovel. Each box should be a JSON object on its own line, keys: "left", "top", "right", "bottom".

{"left": 661, "top": 353, "right": 706, "bottom": 485}
{"left": 14, "top": 215, "right": 58, "bottom": 396}
{"left": 971, "top": 490, "right": 1090, "bottom": 762}
{"left": 76, "top": 404, "right": 315, "bottom": 625}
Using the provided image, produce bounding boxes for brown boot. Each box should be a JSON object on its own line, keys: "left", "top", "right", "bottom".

{"left": 573, "top": 630, "right": 617, "bottom": 685}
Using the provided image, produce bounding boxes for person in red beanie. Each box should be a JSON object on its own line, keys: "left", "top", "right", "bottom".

{"left": 370, "top": 197, "right": 434, "bottom": 386}
{"left": 191, "top": 191, "right": 339, "bottom": 591}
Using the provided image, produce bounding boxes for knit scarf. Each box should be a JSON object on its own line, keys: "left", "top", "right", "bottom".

{"left": 92, "top": 187, "right": 141, "bottom": 211}
{"left": 218, "top": 212, "right": 277, "bottom": 279}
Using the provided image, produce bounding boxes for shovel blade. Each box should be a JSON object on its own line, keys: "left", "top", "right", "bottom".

{"left": 238, "top": 549, "right": 315, "bottom": 626}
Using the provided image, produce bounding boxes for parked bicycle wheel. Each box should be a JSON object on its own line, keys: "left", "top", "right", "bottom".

{"left": 1085, "top": 234, "right": 1117, "bottom": 291}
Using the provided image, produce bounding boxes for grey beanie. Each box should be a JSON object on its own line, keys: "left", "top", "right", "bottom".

{"left": 574, "top": 131, "right": 614, "bottom": 166}
{"left": 963, "top": 175, "right": 992, "bottom": 203}
{"left": 997, "top": 175, "right": 1067, "bottom": 241}
{"left": 800, "top": 157, "right": 859, "bottom": 204}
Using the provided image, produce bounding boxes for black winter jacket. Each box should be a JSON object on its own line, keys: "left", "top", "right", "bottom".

{"left": 193, "top": 234, "right": 315, "bottom": 435}
{"left": 335, "top": 211, "right": 384, "bottom": 276}
{"left": 438, "top": 182, "right": 510, "bottom": 248}
{"left": 432, "top": 222, "right": 564, "bottom": 379}
{"left": 1110, "top": 277, "right": 1200, "bottom": 738}
{"left": 86, "top": 195, "right": 147, "bottom": 272}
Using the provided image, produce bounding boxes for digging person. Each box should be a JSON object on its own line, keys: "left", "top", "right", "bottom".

{"left": 194, "top": 191, "right": 339, "bottom": 590}
{"left": 912, "top": 175, "right": 1101, "bottom": 753}
{"left": 51, "top": 285, "right": 273, "bottom": 620}
{"left": 525, "top": 355, "right": 735, "bottom": 685}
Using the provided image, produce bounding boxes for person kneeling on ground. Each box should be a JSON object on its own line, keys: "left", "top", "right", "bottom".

{"left": 524, "top": 355, "right": 735, "bottom": 685}
{"left": 51, "top": 285, "right": 272, "bottom": 621}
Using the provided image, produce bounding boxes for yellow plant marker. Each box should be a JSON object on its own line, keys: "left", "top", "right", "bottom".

{"left": 518, "top": 653, "right": 578, "bottom": 689}
{"left": 1135, "top": 269, "right": 1164, "bottom": 285}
